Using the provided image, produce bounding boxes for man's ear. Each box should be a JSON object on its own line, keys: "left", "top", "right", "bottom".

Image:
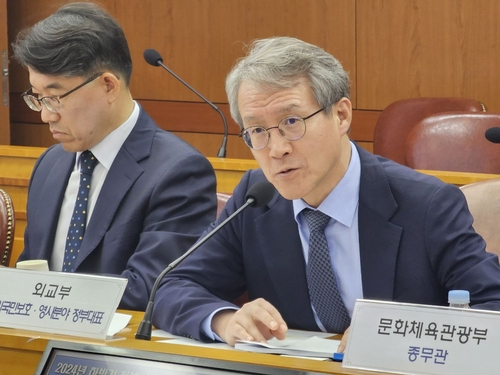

{"left": 335, "top": 97, "right": 353, "bottom": 134}
{"left": 102, "top": 73, "right": 121, "bottom": 103}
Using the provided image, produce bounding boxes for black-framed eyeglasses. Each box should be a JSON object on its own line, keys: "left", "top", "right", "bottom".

{"left": 21, "top": 72, "right": 104, "bottom": 113}
{"left": 239, "top": 108, "right": 324, "bottom": 150}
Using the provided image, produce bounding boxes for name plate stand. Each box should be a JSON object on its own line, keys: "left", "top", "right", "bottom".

{"left": 0, "top": 268, "right": 127, "bottom": 340}
{"left": 343, "top": 299, "right": 500, "bottom": 375}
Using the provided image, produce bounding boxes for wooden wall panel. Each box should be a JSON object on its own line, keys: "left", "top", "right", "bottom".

{"left": 110, "top": 0, "right": 357, "bottom": 106}
{"left": 10, "top": 93, "right": 378, "bottom": 159}
{"left": 357, "top": 0, "right": 500, "bottom": 111}
{"left": 173, "top": 132, "right": 255, "bottom": 160}
{"left": 12, "top": 1, "right": 500, "bottom": 150}
{"left": 7, "top": 0, "right": 360, "bottom": 154}
{"left": 0, "top": 0, "right": 10, "bottom": 144}
{"left": 8, "top": 0, "right": 356, "bottom": 104}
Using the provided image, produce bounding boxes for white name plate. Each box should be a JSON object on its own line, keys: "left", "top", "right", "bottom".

{"left": 343, "top": 299, "right": 500, "bottom": 375}
{"left": 0, "top": 268, "right": 127, "bottom": 340}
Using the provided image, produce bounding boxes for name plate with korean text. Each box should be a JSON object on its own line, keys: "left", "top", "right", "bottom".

{"left": 343, "top": 299, "right": 500, "bottom": 375}
{"left": 0, "top": 268, "right": 127, "bottom": 340}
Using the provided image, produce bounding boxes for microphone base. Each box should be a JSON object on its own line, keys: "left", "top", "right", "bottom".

{"left": 135, "top": 321, "right": 153, "bottom": 341}
{"left": 216, "top": 149, "right": 226, "bottom": 158}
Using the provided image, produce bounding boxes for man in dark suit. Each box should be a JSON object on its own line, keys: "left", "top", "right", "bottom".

{"left": 12, "top": 2, "right": 217, "bottom": 311}
{"left": 152, "top": 37, "right": 500, "bottom": 349}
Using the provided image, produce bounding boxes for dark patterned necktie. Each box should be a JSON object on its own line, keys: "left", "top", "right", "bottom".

{"left": 62, "top": 151, "right": 99, "bottom": 272}
{"left": 303, "top": 208, "right": 351, "bottom": 333}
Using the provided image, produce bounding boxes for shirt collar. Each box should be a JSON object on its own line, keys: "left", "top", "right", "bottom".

{"left": 76, "top": 101, "right": 140, "bottom": 170}
{"left": 293, "top": 141, "right": 361, "bottom": 227}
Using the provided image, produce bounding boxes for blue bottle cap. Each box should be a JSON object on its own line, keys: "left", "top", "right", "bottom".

{"left": 448, "top": 290, "right": 470, "bottom": 304}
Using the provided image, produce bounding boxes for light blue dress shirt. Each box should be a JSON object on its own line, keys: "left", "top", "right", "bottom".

{"left": 203, "top": 141, "right": 363, "bottom": 338}
{"left": 293, "top": 141, "right": 363, "bottom": 330}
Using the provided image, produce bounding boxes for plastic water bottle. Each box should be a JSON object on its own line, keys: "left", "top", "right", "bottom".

{"left": 448, "top": 290, "right": 470, "bottom": 309}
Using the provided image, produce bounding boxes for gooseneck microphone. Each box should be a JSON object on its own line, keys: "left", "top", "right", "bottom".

{"left": 143, "top": 48, "right": 228, "bottom": 158}
{"left": 135, "top": 180, "right": 276, "bottom": 340}
{"left": 485, "top": 127, "right": 500, "bottom": 144}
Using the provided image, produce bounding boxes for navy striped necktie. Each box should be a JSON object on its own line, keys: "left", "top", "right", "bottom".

{"left": 303, "top": 208, "right": 351, "bottom": 333}
{"left": 62, "top": 151, "right": 99, "bottom": 272}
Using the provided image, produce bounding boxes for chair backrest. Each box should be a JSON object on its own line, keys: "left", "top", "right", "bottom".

{"left": 404, "top": 112, "right": 500, "bottom": 174}
{"left": 0, "top": 189, "right": 15, "bottom": 267}
{"left": 216, "top": 192, "right": 232, "bottom": 218}
{"left": 373, "top": 97, "right": 486, "bottom": 164}
{"left": 460, "top": 178, "right": 500, "bottom": 256}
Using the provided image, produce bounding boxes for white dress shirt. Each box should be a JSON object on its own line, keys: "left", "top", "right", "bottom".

{"left": 50, "top": 102, "right": 140, "bottom": 271}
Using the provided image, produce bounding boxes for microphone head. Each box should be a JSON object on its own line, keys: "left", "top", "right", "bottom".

{"left": 143, "top": 48, "right": 163, "bottom": 67}
{"left": 485, "top": 127, "right": 500, "bottom": 144}
{"left": 245, "top": 181, "right": 276, "bottom": 207}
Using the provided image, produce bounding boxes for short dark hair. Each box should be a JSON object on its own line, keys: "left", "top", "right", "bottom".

{"left": 12, "top": 2, "right": 133, "bottom": 86}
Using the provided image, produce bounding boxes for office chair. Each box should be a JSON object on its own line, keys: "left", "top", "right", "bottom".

{"left": 373, "top": 97, "right": 486, "bottom": 165}
{"left": 0, "top": 189, "right": 15, "bottom": 267}
{"left": 460, "top": 178, "right": 500, "bottom": 256}
{"left": 216, "top": 192, "right": 232, "bottom": 218}
{"left": 404, "top": 112, "right": 500, "bottom": 174}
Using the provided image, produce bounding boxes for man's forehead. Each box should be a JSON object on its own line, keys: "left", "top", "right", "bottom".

{"left": 238, "top": 80, "right": 313, "bottom": 118}
{"left": 28, "top": 68, "right": 71, "bottom": 91}
{"left": 241, "top": 104, "right": 302, "bottom": 124}
{"left": 239, "top": 77, "right": 307, "bottom": 94}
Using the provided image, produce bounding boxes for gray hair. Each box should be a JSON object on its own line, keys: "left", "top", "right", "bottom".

{"left": 225, "top": 37, "right": 350, "bottom": 128}
{"left": 12, "top": 2, "right": 133, "bottom": 85}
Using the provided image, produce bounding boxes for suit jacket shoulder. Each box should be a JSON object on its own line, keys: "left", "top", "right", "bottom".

{"left": 21, "top": 106, "right": 217, "bottom": 311}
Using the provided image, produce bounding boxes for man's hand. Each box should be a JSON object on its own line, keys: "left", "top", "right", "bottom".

{"left": 211, "top": 298, "right": 288, "bottom": 346}
{"left": 337, "top": 326, "right": 350, "bottom": 353}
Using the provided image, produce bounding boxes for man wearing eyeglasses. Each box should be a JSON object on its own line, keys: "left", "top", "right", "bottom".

{"left": 152, "top": 36, "right": 500, "bottom": 349}
{"left": 12, "top": 2, "right": 217, "bottom": 311}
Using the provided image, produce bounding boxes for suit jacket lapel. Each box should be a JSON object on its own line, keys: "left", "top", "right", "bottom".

{"left": 74, "top": 108, "right": 154, "bottom": 268}
{"left": 247, "top": 144, "right": 403, "bottom": 325}
{"left": 254, "top": 196, "right": 318, "bottom": 329}
{"left": 357, "top": 146, "right": 402, "bottom": 300}
{"left": 35, "top": 152, "right": 74, "bottom": 259}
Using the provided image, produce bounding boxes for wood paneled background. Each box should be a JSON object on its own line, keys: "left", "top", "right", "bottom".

{"left": 0, "top": 0, "right": 9, "bottom": 145}
{"left": 6, "top": 0, "right": 500, "bottom": 158}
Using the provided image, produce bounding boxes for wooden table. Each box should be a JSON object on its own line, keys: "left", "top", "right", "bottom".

{"left": 1, "top": 309, "right": 385, "bottom": 375}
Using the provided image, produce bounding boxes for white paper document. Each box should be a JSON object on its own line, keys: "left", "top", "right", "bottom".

{"left": 106, "top": 312, "right": 132, "bottom": 338}
{"left": 235, "top": 335, "right": 340, "bottom": 358}
{"left": 152, "top": 328, "right": 337, "bottom": 359}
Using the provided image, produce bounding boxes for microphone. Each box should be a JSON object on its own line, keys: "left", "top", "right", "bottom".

{"left": 143, "top": 48, "right": 228, "bottom": 158}
{"left": 485, "top": 127, "right": 500, "bottom": 144}
{"left": 135, "top": 180, "right": 276, "bottom": 340}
